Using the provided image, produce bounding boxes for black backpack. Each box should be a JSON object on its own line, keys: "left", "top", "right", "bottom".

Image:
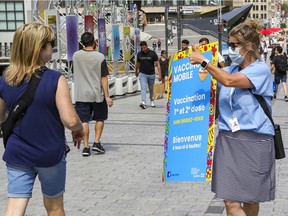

{"left": 275, "top": 55, "right": 287, "bottom": 74}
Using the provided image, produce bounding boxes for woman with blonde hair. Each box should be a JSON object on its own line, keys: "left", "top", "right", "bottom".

{"left": 190, "top": 20, "right": 275, "bottom": 216}
{"left": 0, "top": 22, "right": 83, "bottom": 216}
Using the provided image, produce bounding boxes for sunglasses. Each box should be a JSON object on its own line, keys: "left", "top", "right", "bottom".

{"left": 47, "top": 39, "right": 56, "bottom": 48}
{"left": 227, "top": 42, "right": 241, "bottom": 51}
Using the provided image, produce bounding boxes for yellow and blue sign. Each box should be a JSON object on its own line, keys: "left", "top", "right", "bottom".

{"left": 163, "top": 42, "right": 218, "bottom": 182}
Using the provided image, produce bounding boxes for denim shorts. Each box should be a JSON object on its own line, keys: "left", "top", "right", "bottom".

{"left": 6, "top": 155, "right": 66, "bottom": 198}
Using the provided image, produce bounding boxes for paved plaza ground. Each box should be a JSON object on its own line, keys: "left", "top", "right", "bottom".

{"left": 0, "top": 84, "right": 287, "bottom": 215}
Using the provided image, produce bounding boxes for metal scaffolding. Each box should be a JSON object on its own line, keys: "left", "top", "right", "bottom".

{"left": 30, "top": 0, "right": 138, "bottom": 79}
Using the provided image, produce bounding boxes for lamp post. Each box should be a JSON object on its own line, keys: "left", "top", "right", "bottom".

{"left": 165, "top": 1, "right": 169, "bottom": 56}
{"left": 217, "top": 0, "right": 222, "bottom": 54}
{"left": 177, "top": 1, "right": 181, "bottom": 50}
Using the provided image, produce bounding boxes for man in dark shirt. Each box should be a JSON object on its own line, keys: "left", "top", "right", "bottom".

{"left": 271, "top": 45, "right": 288, "bottom": 101}
{"left": 135, "top": 41, "right": 161, "bottom": 109}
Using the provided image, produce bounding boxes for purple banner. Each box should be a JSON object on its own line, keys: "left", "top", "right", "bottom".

{"left": 66, "top": 15, "right": 78, "bottom": 61}
{"left": 98, "top": 18, "right": 107, "bottom": 56}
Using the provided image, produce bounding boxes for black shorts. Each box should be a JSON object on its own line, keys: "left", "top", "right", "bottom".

{"left": 274, "top": 74, "right": 287, "bottom": 85}
{"left": 75, "top": 100, "right": 108, "bottom": 123}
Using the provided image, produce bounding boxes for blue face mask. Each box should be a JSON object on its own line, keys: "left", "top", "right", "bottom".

{"left": 228, "top": 46, "right": 245, "bottom": 65}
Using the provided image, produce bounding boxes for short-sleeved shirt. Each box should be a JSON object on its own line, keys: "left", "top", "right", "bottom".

{"left": 218, "top": 53, "right": 224, "bottom": 63}
{"left": 73, "top": 50, "right": 109, "bottom": 103}
{"left": 218, "top": 61, "right": 274, "bottom": 135}
{"left": 137, "top": 50, "right": 159, "bottom": 75}
{"left": 272, "top": 55, "right": 287, "bottom": 75}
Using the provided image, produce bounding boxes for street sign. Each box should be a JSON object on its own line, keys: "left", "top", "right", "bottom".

{"left": 182, "top": 6, "right": 201, "bottom": 11}
{"left": 182, "top": 10, "right": 194, "bottom": 15}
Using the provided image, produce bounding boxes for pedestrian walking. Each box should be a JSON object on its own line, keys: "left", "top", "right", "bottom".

{"left": 159, "top": 50, "right": 169, "bottom": 93}
{"left": 170, "top": 36, "right": 174, "bottom": 45}
{"left": 135, "top": 41, "right": 161, "bottom": 109}
{"left": 263, "top": 41, "right": 268, "bottom": 62}
{"left": 190, "top": 19, "right": 275, "bottom": 216}
{"left": 0, "top": 22, "right": 84, "bottom": 216}
{"left": 271, "top": 45, "right": 288, "bottom": 101}
{"left": 152, "top": 41, "right": 157, "bottom": 52}
{"left": 157, "top": 39, "right": 161, "bottom": 51}
{"left": 140, "top": 10, "right": 147, "bottom": 32}
{"left": 73, "top": 32, "right": 113, "bottom": 157}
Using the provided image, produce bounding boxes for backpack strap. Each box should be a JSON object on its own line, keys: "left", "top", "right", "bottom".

{"left": 1, "top": 66, "right": 47, "bottom": 147}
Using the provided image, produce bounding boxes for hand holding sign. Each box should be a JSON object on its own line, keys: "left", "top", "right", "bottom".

{"left": 189, "top": 44, "right": 205, "bottom": 65}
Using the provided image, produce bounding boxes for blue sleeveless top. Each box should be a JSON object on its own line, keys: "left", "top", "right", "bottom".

{"left": 0, "top": 69, "right": 66, "bottom": 167}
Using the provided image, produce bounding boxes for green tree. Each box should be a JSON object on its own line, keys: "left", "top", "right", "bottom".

{"left": 280, "top": 22, "right": 286, "bottom": 29}
{"left": 282, "top": 2, "right": 288, "bottom": 14}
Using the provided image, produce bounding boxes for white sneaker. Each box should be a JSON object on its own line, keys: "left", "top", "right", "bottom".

{"left": 140, "top": 102, "right": 147, "bottom": 109}
{"left": 151, "top": 101, "right": 155, "bottom": 107}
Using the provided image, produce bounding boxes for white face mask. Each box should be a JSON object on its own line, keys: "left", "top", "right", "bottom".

{"left": 228, "top": 46, "right": 245, "bottom": 65}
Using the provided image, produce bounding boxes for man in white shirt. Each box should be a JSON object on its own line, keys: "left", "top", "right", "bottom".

{"left": 198, "top": 37, "right": 226, "bottom": 120}
{"left": 199, "top": 37, "right": 225, "bottom": 68}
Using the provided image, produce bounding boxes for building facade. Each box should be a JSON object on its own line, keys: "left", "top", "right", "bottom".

{"left": 0, "top": 0, "right": 284, "bottom": 58}
{"left": 233, "top": 0, "right": 281, "bottom": 25}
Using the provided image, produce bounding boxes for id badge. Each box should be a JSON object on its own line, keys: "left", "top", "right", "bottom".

{"left": 229, "top": 117, "right": 240, "bottom": 132}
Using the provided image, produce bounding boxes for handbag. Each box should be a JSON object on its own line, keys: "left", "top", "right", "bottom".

{"left": 0, "top": 66, "right": 47, "bottom": 148}
{"left": 252, "top": 93, "right": 286, "bottom": 159}
{"left": 153, "top": 83, "right": 165, "bottom": 100}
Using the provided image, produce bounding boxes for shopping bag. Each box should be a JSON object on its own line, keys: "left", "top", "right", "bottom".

{"left": 153, "top": 83, "right": 165, "bottom": 100}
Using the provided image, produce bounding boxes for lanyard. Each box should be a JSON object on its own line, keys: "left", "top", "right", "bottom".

{"left": 229, "top": 87, "right": 235, "bottom": 117}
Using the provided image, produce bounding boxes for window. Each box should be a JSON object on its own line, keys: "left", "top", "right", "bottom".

{"left": 184, "top": 0, "right": 191, "bottom": 5}
{"left": 0, "top": 1, "right": 25, "bottom": 31}
{"left": 171, "top": 0, "right": 177, "bottom": 6}
{"left": 156, "top": 0, "right": 163, "bottom": 6}
{"left": 103, "top": 0, "right": 109, "bottom": 6}
{"left": 146, "top": 0, "right": 153, "bottom": 6}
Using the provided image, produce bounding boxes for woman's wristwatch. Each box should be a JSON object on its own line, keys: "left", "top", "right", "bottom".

{"left": 200, "top": 59, "right": 210, "bottom": 70}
